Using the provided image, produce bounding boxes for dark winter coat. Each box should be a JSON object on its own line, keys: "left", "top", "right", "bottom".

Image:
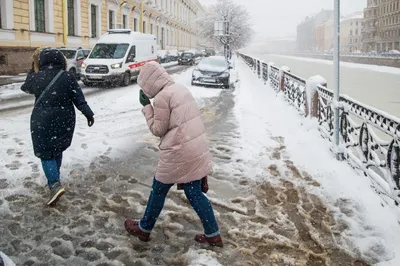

{"left": 21, "top": 49, "right": 94, "bottom": 160}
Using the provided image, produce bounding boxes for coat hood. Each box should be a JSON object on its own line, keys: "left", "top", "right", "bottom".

{"left": 138, "top": 62, "right": 174, "bottom": 98}
{"left": 38, "top": 49, "right": 67, "bottom": 71}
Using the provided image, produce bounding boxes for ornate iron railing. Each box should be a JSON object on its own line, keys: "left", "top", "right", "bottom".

{"left": 269, "top": 65, "right": 279, "bottom": 90}
{"left": 238, "top": 52, "right": 400, "bottom": 204}
{"left": 283, "top": 72, "right": 307, "bottom": 115}
{"left": 262, "top": 62, "right": 268, "bottom": 84}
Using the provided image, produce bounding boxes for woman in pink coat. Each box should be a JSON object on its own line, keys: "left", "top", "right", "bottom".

{"left": 124, "top": 62, "right": 223, "bottom": 247}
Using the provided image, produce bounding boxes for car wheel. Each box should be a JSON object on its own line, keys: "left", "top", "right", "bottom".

{"left": 69, "top": 68, "right": 77, "bottom": 79}
{"left": 122, "top": 72, "right": 130, "bottom": 87}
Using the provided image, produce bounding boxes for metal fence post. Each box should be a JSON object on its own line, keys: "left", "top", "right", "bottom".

{"left": 305, "top": 76, "right": 327, "bottom": 118}
{"left": 279, "top": 66, "right": 290, "bottom": 91}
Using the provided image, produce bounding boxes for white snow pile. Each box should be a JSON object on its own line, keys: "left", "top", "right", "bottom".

{"left": 234, "top": 58, "right": 400, "bottom": 265}
{"left": 306, "top": 75, "right": 327, "bottom": 117}
{"left": 185, "top": 249, "right": 222, "bottom": 266}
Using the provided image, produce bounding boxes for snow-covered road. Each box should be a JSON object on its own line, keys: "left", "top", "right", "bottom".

{"left": 0, "top": 60, "right": 399, "bottom": 265}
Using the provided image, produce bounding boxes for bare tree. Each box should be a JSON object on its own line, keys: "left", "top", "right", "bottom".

{"left": 198, "top": 0, "right": 253, "bottom": 50}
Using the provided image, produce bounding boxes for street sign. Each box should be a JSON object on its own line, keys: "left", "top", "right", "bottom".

{"left": 214, "top": 21, "right": 228, "bottom": 36}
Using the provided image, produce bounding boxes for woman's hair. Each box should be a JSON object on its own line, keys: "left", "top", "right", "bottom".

{"left": 31, "top": 47, "right": 68, "bottom": 72}
{"left": 32, "top": 47, "right": 44, "bottom": 73}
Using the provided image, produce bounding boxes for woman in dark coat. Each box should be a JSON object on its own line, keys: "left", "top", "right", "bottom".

{"left": 21, "top": 48, "right": 94, "bottom": 206}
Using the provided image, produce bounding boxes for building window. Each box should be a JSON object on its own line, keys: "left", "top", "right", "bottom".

{"left": 123, "top": 14, "right": 127, "bottom": 28}
{"left": 109, "top": 10, "right": 114, "bottom": 29}
{"left": 156, "top": 25, "right": 159, "bottom": 44}
{"left": 0, "top": 55, "right": 6, "bottom": 65}
{"left": 356, "top": 29, "right": 358, "bottom": 35}
{"left": 35, "top": 0, "right": 46, "bottom": 32}
{"left": 143, "top": 21, "right": 146, "bottom": 33}
{"left": 91, "top": 4, "right": 97, "bottom": 38}
{"left": 150, "top": 23, "right": 153, "bottom": 34}
{"left": 134, "top": 18, "right": 138, "bottom": 31}
{"left": 67, "top": 0, "right": 75, "bottom": 35}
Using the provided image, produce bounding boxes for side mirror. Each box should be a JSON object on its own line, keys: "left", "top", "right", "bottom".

{"left": 77, "top": 56, "right": 84, "bottom": 61}
{"left": 228, "top": 65, "right": 233, "bottom": 69}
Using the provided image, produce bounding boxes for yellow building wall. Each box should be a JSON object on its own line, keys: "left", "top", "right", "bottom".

{"left": 81, "top": 0, "right": 90, "bottom": 47}
{"left": 13, "top": 0, "right": 30, "bottom": 43}
{"left": 1, "top": 0, "right": 198, "bottom": 49}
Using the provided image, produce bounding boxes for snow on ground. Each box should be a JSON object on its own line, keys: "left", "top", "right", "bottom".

{"left": 1, "top": 59, "right": 397, "bottom": 265}
{"left": 269, "top": 54, "right": 400, "bottom": 75}
{"left": 234, "top": 59, "right": 400, "bottom": 265}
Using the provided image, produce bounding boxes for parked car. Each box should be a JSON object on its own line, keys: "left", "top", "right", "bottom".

{"left": 388, "top": 50, "right": 400, "bottom": 54}
{"left": 178, "top": 52, "right": 196, "bottom": 65}
{"left": 80, "top": 29, "right": 157, "bottom": 87}
{"left": 157, "top": 50, "right": 171, "bottom": 63}
{"left": 168, "top": 50, "right": 179, "bottom": 61}
{"left": 58, "top": 47, "right": 91, "bottom": 79}
{"left": 205, "top": 48, "right": 216, "bottom": 57}
{"left": 191, "top": 56, "right": 231, "bottom": 89}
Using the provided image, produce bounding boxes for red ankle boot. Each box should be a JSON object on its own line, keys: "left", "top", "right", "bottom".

{"left": 124, "top": 219, "right": 150, "bottom": 242}
{"left": 195, "top": 234, "right": 223, "bottom": 247}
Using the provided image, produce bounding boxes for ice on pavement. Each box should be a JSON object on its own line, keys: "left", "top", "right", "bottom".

{"left": 0, "top": 59, "right": 399, "bottom": 265}
{"left": 270, "top": 54, "right": 400, "bottom": 75}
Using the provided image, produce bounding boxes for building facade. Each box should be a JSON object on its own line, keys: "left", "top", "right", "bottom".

{"left": 340, "top": 12, "right": 364, "bottom": 53}
{"left": 296, "top": 10, "right": 334, "bottom": 52}
{"left": 0, "top": 0, "right": 205, "bottom": 74}
{"left": 315, "top": 24, "right": 325, "bottom": 52}
{"left": 323, "top": 19, "right": 334, "bottom": 52}
{"left": 362, "top": 0, "right": 400, "bottom": 52}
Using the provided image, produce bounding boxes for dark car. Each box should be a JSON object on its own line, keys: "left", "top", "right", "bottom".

{"left": 205, "top": 48, "right": 216, "bottom": 57}
{"left": 191, "top": 56, "right": 231, "bottom": 89}
{"left": 178, "top": 52, "right": 195, "bottom": 65}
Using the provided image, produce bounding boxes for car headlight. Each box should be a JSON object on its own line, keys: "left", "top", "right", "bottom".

{"left": 111, "top": 62, "right": 122, "bottom": 69}
{"left": 81, "top": 63, "right": 87, "bottom": 69}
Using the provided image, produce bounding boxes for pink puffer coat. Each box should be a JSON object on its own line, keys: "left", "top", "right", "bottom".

{"left": 138, "top": 62, "right": 212, "bottom": 184}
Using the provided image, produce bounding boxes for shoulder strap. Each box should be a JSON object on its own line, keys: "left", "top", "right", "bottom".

{"left": 35, "top": 70, "right": 64, "bottom": 106}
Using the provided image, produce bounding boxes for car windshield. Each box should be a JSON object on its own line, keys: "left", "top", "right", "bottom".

{"left": 89, "top": 43, "right": 129, "bottom": 59}
{"left": 199, "top": 58, "right": 227, "bottom": 68}
{"left": 181, "top": 53, "right": 193, "bottom": 59}
{"left": 60, "top": 50, "right": 76, "bottom": 59}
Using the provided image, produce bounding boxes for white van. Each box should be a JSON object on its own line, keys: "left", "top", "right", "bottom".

{"left": 80, "top": 29, "right": 157, "bottom": 86}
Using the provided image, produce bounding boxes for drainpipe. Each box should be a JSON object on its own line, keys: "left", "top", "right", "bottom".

{"left": 140, "top": 0, "right": 144, "bottom": 33}
{"left": 62, "top": 0, "right": 68, "bottom": 45}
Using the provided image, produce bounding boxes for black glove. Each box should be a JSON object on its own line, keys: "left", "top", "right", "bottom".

{"left": 139, "top": 90, "right": 151, "bottom": 107}
{"left": 86, "top": 116, "right": 94, "bottom": 127}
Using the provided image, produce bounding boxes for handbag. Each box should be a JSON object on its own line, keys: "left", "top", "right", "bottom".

{"left": 177, "top": 176, "right": 209, "bottom": 193}
{"left": 34, "top": 70, "right": 63, "bottom": 106}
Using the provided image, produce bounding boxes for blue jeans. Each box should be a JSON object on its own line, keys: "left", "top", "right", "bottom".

{"left": 41, "top": 153, "right": 63, "bottom": 188}
{"left": 139, "top": 178, "right": 220, "bottom": 237}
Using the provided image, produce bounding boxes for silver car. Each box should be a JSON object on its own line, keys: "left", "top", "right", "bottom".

{"left": 59, "top": 47, "right": 91, "bottom": 78}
